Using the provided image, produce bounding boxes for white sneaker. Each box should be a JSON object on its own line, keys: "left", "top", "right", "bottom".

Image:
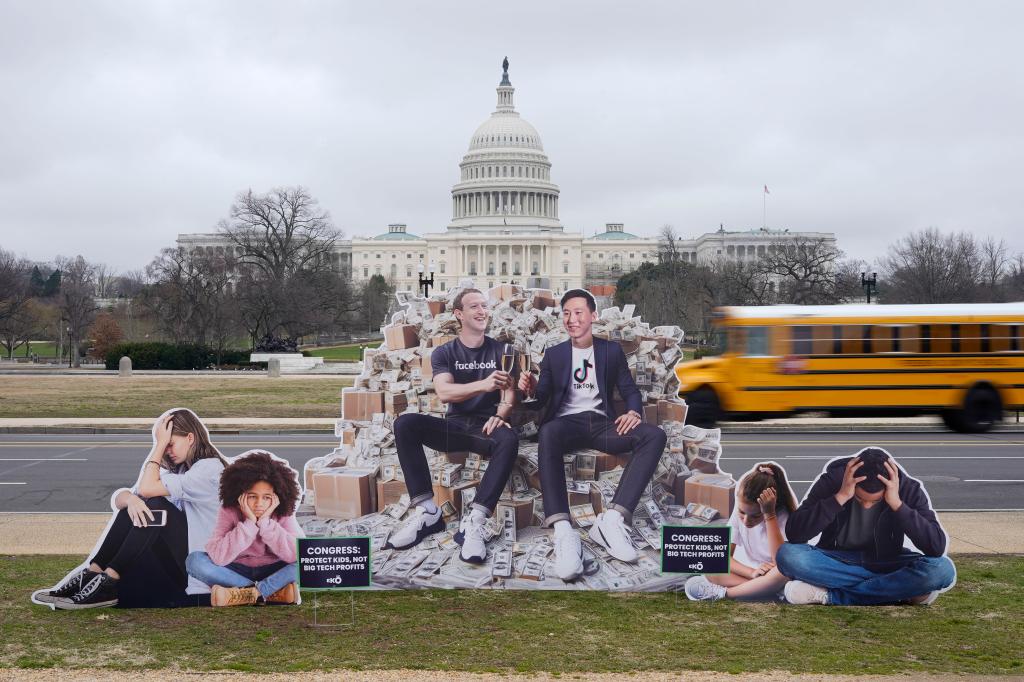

{"left": 684, "top": 575, "right": 727, "bottom": 602}
{"left": 553, "top": 526, "right": 584, "bottom": 581}
{"left": 456, "top": 512, "right": 488, "bottom": 564}
{"left": 383, "top": 507, "right": 444, "bottom": 551}
{"left": 909, "top": 590, "right": 941, "bottom": 606}
{"left": 784, "top": 580, "right": 829, "bottom": 605}
{"left": 588, "top": 510, "right": 638, "bottom": 563}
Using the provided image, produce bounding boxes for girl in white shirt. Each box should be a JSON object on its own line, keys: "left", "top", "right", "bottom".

{"left": 685, "top": 462, "right": 797, "bottom": 601}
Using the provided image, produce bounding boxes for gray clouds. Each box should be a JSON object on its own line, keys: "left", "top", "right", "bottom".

{"left": 1, "top": 1, "right": 1022, "bottom": 270}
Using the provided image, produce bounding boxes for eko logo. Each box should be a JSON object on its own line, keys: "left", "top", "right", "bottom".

{"left": 325, "top": 574, "right": 347, "bottom": 585}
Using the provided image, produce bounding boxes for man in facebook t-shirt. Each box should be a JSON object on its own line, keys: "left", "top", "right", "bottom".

{"left": 387, "top": 288, "right": 518, "bottom": 564}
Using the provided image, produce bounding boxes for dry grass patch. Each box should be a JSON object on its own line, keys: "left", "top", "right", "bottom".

{"left": 0, "top": 376, "right": 352, "bottom": 418}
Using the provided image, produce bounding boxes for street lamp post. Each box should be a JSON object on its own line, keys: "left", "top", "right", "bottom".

{"left": 861, "top": 272, "right": 878, "bottom": 304}
{"left": 418, "top": 262, "right": 436, "bottom": 298}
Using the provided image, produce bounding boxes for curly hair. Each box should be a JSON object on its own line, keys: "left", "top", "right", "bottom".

{"left": 218, "top": 451, "right": 300, "bottom": 518}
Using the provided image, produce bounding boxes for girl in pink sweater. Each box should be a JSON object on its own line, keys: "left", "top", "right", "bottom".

{"left": 185, "top": 450, "right": 304, "bottom": 607}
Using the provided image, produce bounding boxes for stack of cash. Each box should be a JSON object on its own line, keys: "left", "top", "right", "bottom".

{"left": 294, "top": 284, "right": 741, "bottom": 591}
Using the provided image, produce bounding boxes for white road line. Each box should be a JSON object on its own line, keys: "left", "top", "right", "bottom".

{"left": 0, "top": 458, "right": 88, "bottom": 461}
{"left": 963, "top": 479, "right": 1024, "bottom": 482}
{"left": 721, "top": 456, "right": 1024, "bottom": 460}
{"left": 0, "top": 482, "right": 27, "bottom": 485}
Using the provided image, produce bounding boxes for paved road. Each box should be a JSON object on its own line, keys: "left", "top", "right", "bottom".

{"left": 0, "top": 432, "right": 1021, "bottom": 513}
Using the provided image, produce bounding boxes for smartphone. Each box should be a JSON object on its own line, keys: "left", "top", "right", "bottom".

{"left": 147, "top": 509, "right": 167, "bottom": 527}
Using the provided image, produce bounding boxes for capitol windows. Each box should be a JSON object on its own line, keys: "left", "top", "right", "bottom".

{"left": 488, "top": 262, "right": 495, "bottom": 275}
{"left": 440, "top": 249, "right": 446, "bottom": 255}
{"left": 390, "top": 265, "right": 397, "bottom": 278}
{"left": 375, "top": 267, "right": 382, "bottom": 276}
{"left": 439, "top": 262, "right": 446, "bottom": 273}
{"left": 585, "top": 253, "right": 591, "bottom": 259}
{"left": 562, "top": 249, "right": 568, "bottom": 255}
{"left": 363, "top": 267, "right": 368, "bottom": 277}
{"left": 562, "top": 262, "right": 569, "bottom": 274}
{"left": 501, "top": 262, "right": 508, "bottom": 275}
{"left": 532, "top": 261, "right": 539, "bottom": 275}
{"left": 376, "top": 253, "right": 381, "bottom": 259}
{"left": 406, "top": 267, "right": 412, "bottom": 278}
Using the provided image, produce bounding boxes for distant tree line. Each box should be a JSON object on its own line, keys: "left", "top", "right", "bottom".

{"left": 0, "top": 185, "right": 394, "bottom": 366}
{"left": 614, "top": 225, "right": 1024, "bottom": 346}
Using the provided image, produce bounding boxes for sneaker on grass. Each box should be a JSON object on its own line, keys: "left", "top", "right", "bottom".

{"left": 383, "top": 506, "right": 444, "bottom": 551}
{"left": 684, "top": 575, "right": 727, "bottom": 602}
{"left": 54, "top": 572, "right": 118, "bottom": 610}
{"left": 588, "top": 509, "right": 638, "bottom": 563}
{"left": 211, "top": 585, "right": 261, "bottom": 607}
{"left": 455, "top": 512, "right": 488, "bottom": 564}
{"left": 784, "top": 580, "right": 829, "bottom": 605}
{"left": 553, "top": 525, "right": 584, "bottom": 582}
{"left": 35, "top": 567, "right": 94, "bottom": 604}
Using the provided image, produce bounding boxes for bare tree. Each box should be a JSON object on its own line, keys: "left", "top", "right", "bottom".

{"left": 142, "top": 247, "right": 239, "bottom": 349}
{"left": 218, "top": 186, "right": 344, "bottom": 341}
{"left": 0, "top": 248, "right": 33, "bottom": 337}
{"left": 93, "top": 263, "right": 118, "bottom": 299}
{"left": 758, "top": 237, "right": 851, "bottom": 304}
{"left": 880, "top": 228, "right": 981, "bottom": 303}
{"left": 657, "top": 224, "right": 682, "bottom": 263}
{"left": 978, "top": 236, "right": 1009, "bottom": 301}
{"left": 56, "top": 255, "right": 98, "bottom": 367}
{"left": 0, "top": 298, "right": 44, "bottom": 360}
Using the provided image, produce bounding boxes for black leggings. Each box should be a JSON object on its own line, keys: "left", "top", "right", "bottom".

{"left": 90, "top": 496, "right": 188, "bottom": 585}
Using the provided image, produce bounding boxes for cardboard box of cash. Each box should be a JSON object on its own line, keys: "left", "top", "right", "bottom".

{"left": 684, "top": 472, "right": 735, "bottom": 519}
{"left": 312, "top": 468, "right": 377, "bottom": 520}
{"left": 384, "top": 324, "right": 419, "bottom": 350}
{"left": 341, "top": 388, "right": 385, "bottom": 422}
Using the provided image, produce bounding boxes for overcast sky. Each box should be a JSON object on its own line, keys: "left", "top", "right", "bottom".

{"left": 2, "top": 1, "right": 1022, "bottom": 272}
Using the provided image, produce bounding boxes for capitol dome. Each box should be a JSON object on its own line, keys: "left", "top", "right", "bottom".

{"left": 449, "top": 59, "right": 562, "bottom": 233}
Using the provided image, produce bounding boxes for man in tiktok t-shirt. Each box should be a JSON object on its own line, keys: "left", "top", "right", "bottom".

{"left": 387, "top": 289, "right": 518, "bottom": 564}
{"left": 519, "top": 289, "right": 667, "bottom": 581}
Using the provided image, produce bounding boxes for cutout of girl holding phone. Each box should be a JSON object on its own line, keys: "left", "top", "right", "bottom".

{"left": 33, "top": 408, "right": 228, "bottom": 609}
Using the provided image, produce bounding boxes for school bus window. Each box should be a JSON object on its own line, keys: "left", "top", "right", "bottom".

{"left": 990, "top": 325, "right": 1011, "bottom": 352}
{"left": 727, "top": 327, "right": 746, "bottom": 354}
{"left": 812, "top": 326, "right": 833, "bottom": 355}
{"left": 1014, "top": 325, "right": 1022, "bottom": 352}
{"left": 951, "top": 324, "right": 961, "bottom": 353}
{"left": 792, "top": 326, "right": 812, "bottom": 355}
{"left": 920, "top": 324, "right": 932, "bottom": 353}
{"left": 840, "top": 325, "right": 861, "bottom": 355}
{"left": 980, "top": 324, "right": 991, "bottom": 353}
{"left": 861, "top": 325, "right": 872, "bottom": 354}
{"left": 930, "top": 324, "right": 952, "bottom": 353}
{"left": 744, "top": 327, "right": 772, "bottom": 356}
{"left": 897, "top": 325, "right": 920, "bottom": 353}
{"left": 871, "top": 325, "right": 893, "bottom": 354}
{"left": 960, "top": 324, "right": 981, "bottom": 353}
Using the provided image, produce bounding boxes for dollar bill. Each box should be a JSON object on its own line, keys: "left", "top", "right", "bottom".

{"left": 491, "top": 547, "right": 513, "bottom": 578}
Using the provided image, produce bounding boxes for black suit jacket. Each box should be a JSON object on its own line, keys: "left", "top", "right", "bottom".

{"left": 532, "top": 336, "right": 644, "bottom": 425}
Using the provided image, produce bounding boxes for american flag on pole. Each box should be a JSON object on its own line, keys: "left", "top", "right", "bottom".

{"left": 764, "top": 185, "right": 770, "bottom": 194}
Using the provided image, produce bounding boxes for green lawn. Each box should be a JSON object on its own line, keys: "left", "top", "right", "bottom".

{"left": 5, "top": 342, "right": 58, "bottom": 358}
{"left": 3, "top": 554, "right": 1021, "bottom": 675}
{"left": 305, "top": 343, "right": 376, "bottom": 362}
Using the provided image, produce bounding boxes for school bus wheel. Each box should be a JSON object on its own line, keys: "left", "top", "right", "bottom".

{"left": 686, "top": 386, "right": 722, "bottom": 428}
{"left": 953, "top": 383, "right": 1003, "bottom": 434}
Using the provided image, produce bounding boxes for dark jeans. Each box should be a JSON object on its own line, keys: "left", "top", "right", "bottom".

{"left": 537, "top": 411, "right": 667, "bottom": 525}
{"left": 776, "top": 542, "right": 957, "bottom": 605}
{"left": 394, "top": 412, "right": 519, "bottom": 514}
{"left": 90, "top": 496, "right": 188, "bottom": 587}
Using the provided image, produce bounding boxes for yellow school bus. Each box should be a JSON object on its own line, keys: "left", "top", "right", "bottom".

{"left": 674, "top": 302, "right": 1024, "bottom": 432}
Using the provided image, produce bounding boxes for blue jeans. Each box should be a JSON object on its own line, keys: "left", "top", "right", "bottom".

{"left": 186, "top": 551, "right": 297, "bottom": 600}
{"left": 776, "top": 543, "right": 956, "bottom": 606}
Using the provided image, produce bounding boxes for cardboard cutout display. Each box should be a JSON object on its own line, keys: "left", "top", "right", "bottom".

{"left": 31, "top": 410, "right": 304, "bottom": 609}
{"left": 299, "top": 285, "right": 735, "bottom": 591}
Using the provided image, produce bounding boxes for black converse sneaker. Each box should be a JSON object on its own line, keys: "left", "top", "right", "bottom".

{"left": 54, "top": 572, "right": 119, "bottom": 609}
{"left": 34, "top": 567, "right": 94, "bottom": 604}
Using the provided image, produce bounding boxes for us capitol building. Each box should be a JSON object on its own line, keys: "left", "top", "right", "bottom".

{"left": 178, "top": 60, "right": 835, "bottom": 294}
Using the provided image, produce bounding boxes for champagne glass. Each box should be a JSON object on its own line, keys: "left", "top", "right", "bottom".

{"left": 518, "top": 350, "right": 539, "bottom": 403}
{"left": 501, "top": 343, "right": 516, "bottom": 374}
